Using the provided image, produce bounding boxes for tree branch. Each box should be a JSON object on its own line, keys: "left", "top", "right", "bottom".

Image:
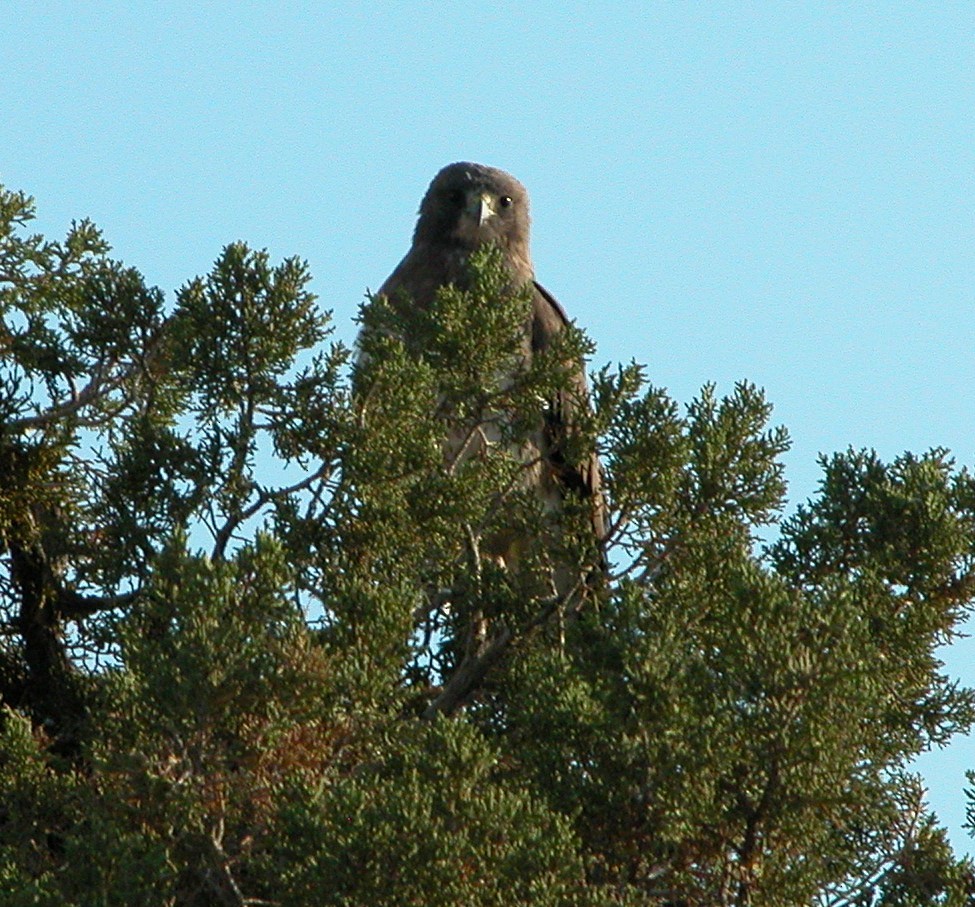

{"left": 8, "top": 356, "right": 122, "bottom": 430}
{"left": 212, "top": 462, "right": 334, "bottom": 560}
{"left": 422, "top": 623, "right": 513, "bottom": 719}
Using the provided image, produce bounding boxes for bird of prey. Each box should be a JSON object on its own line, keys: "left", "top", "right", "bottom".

{"left": 368, "top": 161, "right": 605, "bottom": 597}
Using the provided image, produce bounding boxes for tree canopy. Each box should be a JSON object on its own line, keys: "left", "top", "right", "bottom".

{"left": 1, "top": 183, "right": 974, "bottom": 905}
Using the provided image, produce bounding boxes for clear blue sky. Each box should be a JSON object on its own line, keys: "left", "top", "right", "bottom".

{"left": 3, "top": 2, "right": 973, "bottom": 852}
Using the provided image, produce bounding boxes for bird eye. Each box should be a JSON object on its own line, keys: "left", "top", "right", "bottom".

{"left": 499, "top": 195, "right": 513, "bottom": 209}
{"left": 449, "top": 189, "right": 466, "bottom": 206}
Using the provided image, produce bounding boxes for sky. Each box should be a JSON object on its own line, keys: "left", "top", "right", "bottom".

{"left": 3, "top": 1, "right": 974, "bottom": 853}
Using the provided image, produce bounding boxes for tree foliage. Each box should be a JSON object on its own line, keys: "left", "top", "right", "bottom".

{"left": 1, "top": 183, "right": 974, "bottom": 905}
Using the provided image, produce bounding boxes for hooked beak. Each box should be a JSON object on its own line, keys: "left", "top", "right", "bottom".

{"left": 468, "top": 192, "right": 496, "bottom": 227}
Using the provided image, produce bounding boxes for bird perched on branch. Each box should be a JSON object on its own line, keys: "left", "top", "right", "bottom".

{"left": 367, "top": 161, "right": 606, "bottom": 598}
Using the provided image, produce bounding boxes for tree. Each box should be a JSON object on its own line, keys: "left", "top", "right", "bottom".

{"left": 1, "top": 182, "right": 973, "bottom": 905}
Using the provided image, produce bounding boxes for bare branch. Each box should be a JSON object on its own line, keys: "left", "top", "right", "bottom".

{"left": 422, "top": 623, "right": 512, "bottom": 719}
{"left": 8, "top": 356, "right": 121, "bottom": 430}
{"left": 58, "top": 587, "right": 139, "bottom": 620}
{"left": 212, "top": 461, "right": 335, "bottom": 560}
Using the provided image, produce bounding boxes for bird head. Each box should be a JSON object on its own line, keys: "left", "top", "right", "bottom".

{"left": 413, "top": 162, "right": 532, "bottom": 260}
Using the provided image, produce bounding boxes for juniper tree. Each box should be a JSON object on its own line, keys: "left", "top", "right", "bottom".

{"left": 1, "top": 183, "right": 973, "bottom": 905}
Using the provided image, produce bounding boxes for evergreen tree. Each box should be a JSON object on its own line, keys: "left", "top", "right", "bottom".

{"left": 1, "top": 183, "right": 973, "bottom": 905}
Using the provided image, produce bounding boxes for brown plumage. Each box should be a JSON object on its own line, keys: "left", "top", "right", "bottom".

{"left": 373, "top": 162, "right": 605, "bottom": 591}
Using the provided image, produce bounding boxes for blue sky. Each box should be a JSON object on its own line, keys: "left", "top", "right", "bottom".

{"left": 3, "top": 2, "right": 973, "bottom": 852}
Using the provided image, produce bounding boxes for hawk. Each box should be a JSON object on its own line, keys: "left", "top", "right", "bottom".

{"left": 368, "top": 161, "right": 605, "bottom": 597}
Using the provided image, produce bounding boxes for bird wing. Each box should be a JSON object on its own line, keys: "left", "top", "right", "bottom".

{"left": 530, "top": 281, "right": 606, "bottom": 541}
